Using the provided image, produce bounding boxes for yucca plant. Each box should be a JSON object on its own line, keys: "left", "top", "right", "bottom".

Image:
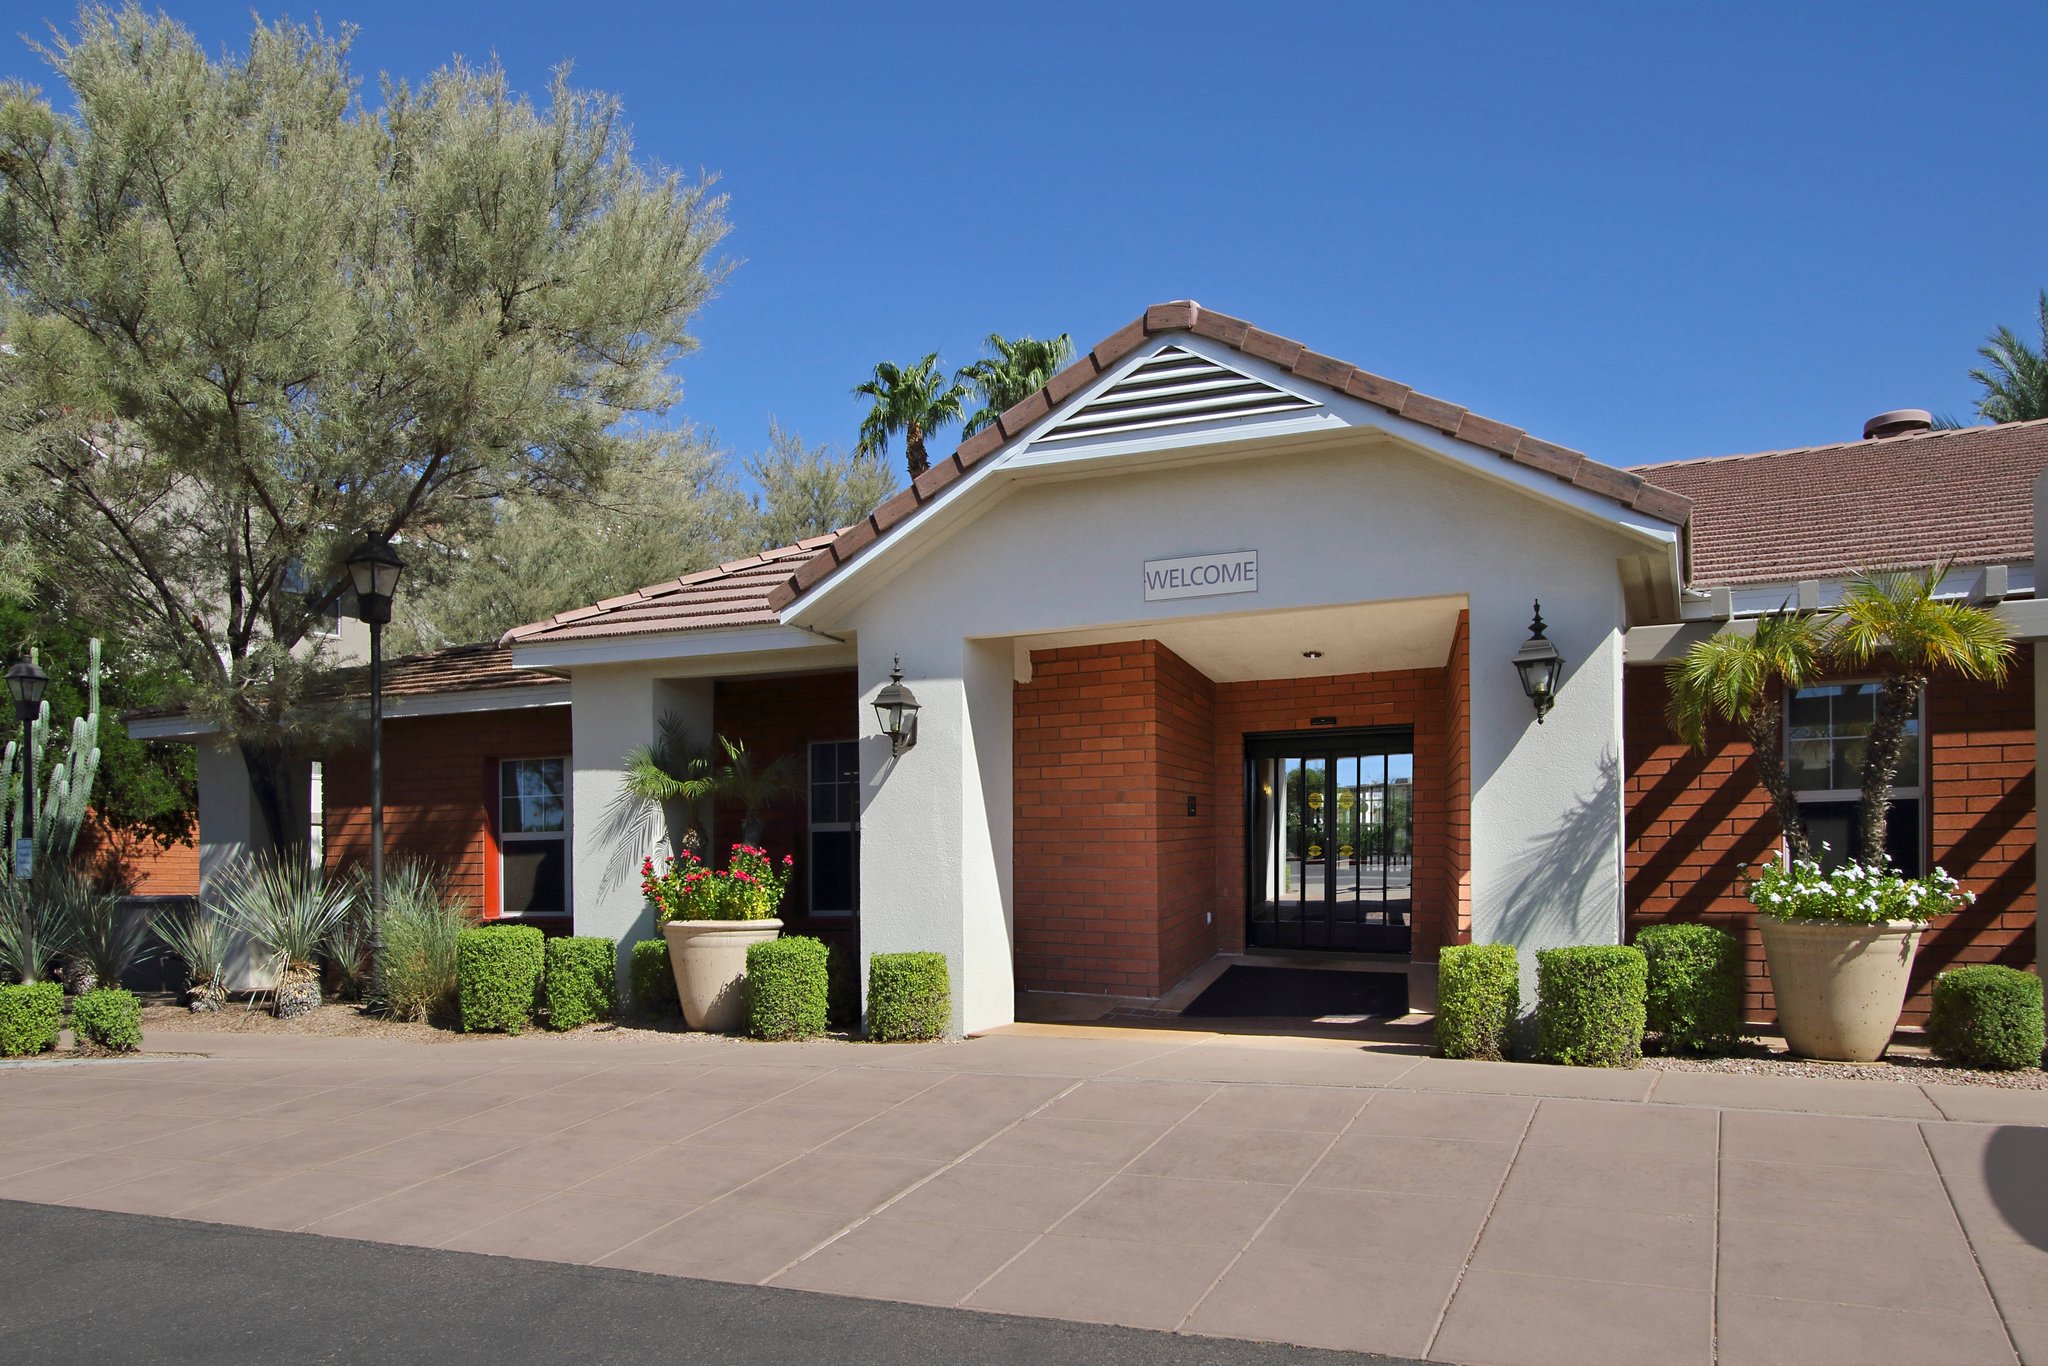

{"left": 61, "top": 876, "right": 153, "bottom": 993}
{"left": 156, "top": 903, "right": 228, "bottom": 1011}
{"left": 373, "top": 859, "right": 474, "bottom": 1024}
{"left": 0, "top": 877, "right": 75, "bottom": 985}
{"left": 211, "top": 854, "right": 355, "bottom": 1018}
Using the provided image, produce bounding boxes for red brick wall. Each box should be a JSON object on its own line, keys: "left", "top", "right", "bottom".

{"left": 1624, "top": 660, "right": 2037, "bottom": 1026}
{"left": 1211, "top": 666, "right": 1452, "bottom": 961}
{"left": 710, "top": 670, "right": 858, "bottom": 922}
{"left": 1156, "top": 646, "right": 1221, "bottom": 991}
{"left": 1441, "top": 611, "right": 1472, "bottom": 949}
{"left": 76, "top": 814, "right": 199, "bottom": 897}
{"left": 323, "top": 706, "right": 572, "bottom": 918}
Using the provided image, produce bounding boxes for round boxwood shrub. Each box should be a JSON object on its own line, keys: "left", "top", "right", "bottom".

{"left": 747, "top": 935, "right": 829, "bottom": 1041}
{"left": 456, "top": 924, "right": 545, "bottom": 1034}
{"left": 544, "top": 936, "right": 617, "bottom": 1032}
{"left": 0, "top": 981, "right": 64, "bottom": 1057}
{"left": 1536, "top": 944, "right": 1648, "bottom": 1068}
{"left": 1435, "top": 944, "right": 1519, "bottom": 1060}
{"left": 629, "top": 936, "right": 679, "bottom": 1015}
{"left": 72, "top": 986, "right": 142, "bottom": 1052}
{"left": 1927, "top": 965, "right": 2044, "bottom": 1071}
{"left": 867, "top": 951, "right": 950, "bottom": 1042}
{"left": 1634, "top": 922, "right": 1744, "bottom": 1056}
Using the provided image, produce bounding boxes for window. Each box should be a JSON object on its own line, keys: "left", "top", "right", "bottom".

{"left": 1786, "top": 683, "right": 1922, "bottom": 875}
{"left": 808, "top": 741, "right": 860, "bottom": 917}
{"left": 499, "top": 758, "right": 569, "bottom": 915}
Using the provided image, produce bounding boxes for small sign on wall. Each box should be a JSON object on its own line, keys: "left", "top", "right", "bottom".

{"left": 1143, "top": 550, "right": 1258, "bottom": 602}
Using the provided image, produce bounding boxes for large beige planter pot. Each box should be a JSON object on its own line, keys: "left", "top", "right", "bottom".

{"left": 1760, "top": 917, "right": 1924, "bottom": 1063}
{"left": 663, "top": 919, "right": 782, "bottom": 1032}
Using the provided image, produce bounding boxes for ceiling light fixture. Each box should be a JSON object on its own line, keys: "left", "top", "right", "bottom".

{"left": 1301, "top": 650, "right": 1324, "bottom": 660}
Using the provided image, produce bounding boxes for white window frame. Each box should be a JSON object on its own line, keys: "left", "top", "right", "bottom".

{"left": 807, "top": 739, "right": 859, "bottom": 919}
{"left": 498, "top": 756, "right": 572, "bottom": 918}
{"left": 1784, "top": 680, "right": 1927, "bottom": 867}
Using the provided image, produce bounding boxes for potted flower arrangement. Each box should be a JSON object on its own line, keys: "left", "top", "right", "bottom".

{"left": 646, "top": 844, "right": 795, "bottom": 1031}
{"left": 1750, "top": 857, "right": 1972, "bottom": 1062}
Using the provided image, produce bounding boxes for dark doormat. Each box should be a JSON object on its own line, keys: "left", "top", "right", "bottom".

{"left": 1181, "top": 965, "right": 1409, "bottom": 1019}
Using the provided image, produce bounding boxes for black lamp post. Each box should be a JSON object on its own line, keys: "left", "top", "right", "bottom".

{"left": 873, "top": 656, "right": 920, "bottom": 756}
{"left": 5, "top": 658, "right": 47, "bottom": 881}
{"left": 1512, "top": 601, "right": 1565, "bottom": 724}
{"left": 345, "top": 537, "right": 406, "bottom": 947}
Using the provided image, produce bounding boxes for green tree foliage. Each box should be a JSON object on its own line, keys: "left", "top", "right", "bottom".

{"left": 1967, "top": 289, "right": 2048, "bottom": 424}
{"left": 854, "top": 354, "right": 964, "bottom": 479}
{"left": 0, "top": 7, "right": 729, "bottom": 846}
{"left": 959, "top": 333, "right": 1074, "bottom": 435}
{"left": 393, "top": 431, "right": 749, "bottom": 652}
{"left": 745, "top": 421, "right": 898, "bottom": 549}
{"left": 0, "top": 597, "right": 193, "bottom": 852}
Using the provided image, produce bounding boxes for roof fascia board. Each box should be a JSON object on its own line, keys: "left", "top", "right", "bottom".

{"left": 1680, "top": 562, "right": 2037, "bottom": 619}
{"left": 509, "top": 624, "right": 852, "bottom": 672}
{"left": 788, "top": 330, "right": 1678, "bottom": 625}
{"left": 1634, "top": 592, "right": 2048, "bottom": 662}
{"left": 124, "top": 682, "right": 571, "bottom": 743}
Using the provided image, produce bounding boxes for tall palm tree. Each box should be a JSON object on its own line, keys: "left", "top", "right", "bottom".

{"left": 1827, "top": 567, "right": 2013, "bottom": 863}
{"left": 1665, "top": 608, "right": 1828, "bottom": 861}
{"left": 1967, "top": 289, "right": 2048, "bottom": 424}
{"left": 854, "top": 355, "right": 965, "bottom": 479}
{"left": 958, "top": 333, "right": 1075, "bottom": 435}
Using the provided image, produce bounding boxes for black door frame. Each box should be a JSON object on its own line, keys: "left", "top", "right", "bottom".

{"left": 1243, "top": 726, "right": 1415, "bottom": 955}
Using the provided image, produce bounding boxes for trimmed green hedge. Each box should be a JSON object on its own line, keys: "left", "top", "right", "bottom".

{"left": 630, "top": 936, "right": 678, "bottom": 1015}
{"left": 1435, "top": 944, "right": 1520, "bottom": 1060}
{"left": 1928, "top": 965, "right": 2044, "bottom": 1071}
{"left": 72, "top": 987, "right": 142, "bottom": 1051}
{"left": 1536, "top": 945, "right": 1647, "bottom": 1068}
{"left": 544, "top": 937, "right": 617, "bottom": 1032}
{"left": 1635, "top": 922, "right": 1744, "bottom": 1056}
{"left": 748, "top": 935, "right": 829, "bottom": 1041}
{"left": 456, "top": 925, "right": 544, "bottom": 1034}
{"left": 0, "top": 981, "right": 64, "bottom": 1057}
{"left": 867, "top": 951, "right": 950, "bottom": 1042}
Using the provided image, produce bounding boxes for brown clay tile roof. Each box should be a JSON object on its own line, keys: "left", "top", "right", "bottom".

{"left": 505, "top": 302, "right": 1688, "bottom": 648}
{"left": 1633, "top": 418, "right": 2048, "bottom": 589}
{"left": 124, "top": 641, "right": 559, "bottom": 723}
{"left": 499, "top": 538, "right": 836, "bottom": 645}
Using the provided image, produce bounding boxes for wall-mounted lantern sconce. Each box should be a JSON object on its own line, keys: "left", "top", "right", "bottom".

{"left": 873, "top": 656, "right": 920, "bottom": 756}
{"left": 1512, "top": 601, "right": 1564, "bottom": 724}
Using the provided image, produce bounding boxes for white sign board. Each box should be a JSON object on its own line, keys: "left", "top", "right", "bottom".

{"left": 1143, "top": 551, "right": 1258, "bottom": 602}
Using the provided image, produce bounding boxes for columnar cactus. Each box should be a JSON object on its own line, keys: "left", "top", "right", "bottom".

{"left": 2, "top": 639, "right": 103, "bottom": 863}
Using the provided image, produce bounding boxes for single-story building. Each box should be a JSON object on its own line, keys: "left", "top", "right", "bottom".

{"left": 130, "top": 302, "right": 2046, "bottom": 1032}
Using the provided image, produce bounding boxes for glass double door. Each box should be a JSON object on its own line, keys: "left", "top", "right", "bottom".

{"left": 1247, "top": 730, "right": 1414, "bottom": 954}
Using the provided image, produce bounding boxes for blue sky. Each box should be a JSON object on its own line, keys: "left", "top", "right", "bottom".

{"left": 11, "top": 2, "right": 2046, "bottom": 471}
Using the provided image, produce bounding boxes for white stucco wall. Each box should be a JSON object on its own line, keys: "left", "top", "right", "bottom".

{"left": 825, "top": 434, "right": 1647, "bottom": 1025}
{"left": 568, "top": 665, "right": 712, "bottom": 989}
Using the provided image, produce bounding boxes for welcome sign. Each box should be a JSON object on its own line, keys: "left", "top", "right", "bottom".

{"left": 1143, "top": 550, "right": 1258, "bottom": 602}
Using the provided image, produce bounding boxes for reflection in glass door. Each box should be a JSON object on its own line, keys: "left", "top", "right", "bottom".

{"left": 1247, "top": 730, "right": 1414, "bottom": 953}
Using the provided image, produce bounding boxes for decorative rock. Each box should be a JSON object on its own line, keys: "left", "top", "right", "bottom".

{"left": 274, "top": 975, "right": 321, "bottom": 1020}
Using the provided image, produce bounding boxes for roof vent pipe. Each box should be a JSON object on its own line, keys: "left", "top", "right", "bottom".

{"left": 1863, "top": 409, "right": 1934, "bottom": 440}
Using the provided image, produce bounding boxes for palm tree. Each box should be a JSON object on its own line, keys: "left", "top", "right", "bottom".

{"left": 1967, "top": 289, "right": 2048, "bottom": 424}
{"left": 621, "top": 722, "right": 803, "bottom": 850}
{"left": 1666, "top": 608, "right": 1828, "bottom": 861}
{"left": 959, "top": 333, "right": 1075, "bottom": 435}
{"left": 854, "top": 355, "right": 965, "bottom": 480}
{"left": 1827, "top": 567, "right": 2012, "bottom": 863}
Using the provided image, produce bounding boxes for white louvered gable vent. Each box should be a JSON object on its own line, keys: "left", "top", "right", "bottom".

{"left": 1030, "top": 345, "right": 1322, "bottom": 446}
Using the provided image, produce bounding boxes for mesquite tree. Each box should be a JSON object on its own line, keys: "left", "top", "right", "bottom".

{"left": 0, "top": 7, "right": 728, "bottom": 847}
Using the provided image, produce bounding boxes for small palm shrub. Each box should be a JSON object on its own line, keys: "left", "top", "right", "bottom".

{"left": 544, "top": 937, "right": 617, "bottom": 1031}
{"left": 72, "top": 987, "right": 143, "bottom": 1051}
{"left": 747, "top": 935, "right": 828, "bottom": 1041}
{"left": 867, "top": 951, "right": 950, "bottom": 1042}
{"left": 1536, "top": 945, "right": 1648, "bottom": 1068}
{"left": 212, "top": 854, "right": 356, "bottom": 1018}
{"left": 0, "top": 981, "right": 63, "bottom": 1056}
{"left": 0, "top": 878, "right": 76, "bottom": 985}
{"left": 1927, "top": 966, "right": 2045, "bottom": 1071}
{"left": 457, "top": 925, "right": 544, "bottom": 1034}
{"left": 63, "top": 878, "right": 155, "bottom": 994}
{"left": 157, "top": 903, "right": 229, "bottom": 1010}
{"left": 1435, "top": 944, "right": 1520, "bottom": 1060}
{"left": 1634, "top": 923, "right": 1744, "bottom": 1056}
{"left": 374, "top": 861, "right": 474, "bottom": 1024}
{"left": 629, "top": 936, "right": 678, "bottom": 1015}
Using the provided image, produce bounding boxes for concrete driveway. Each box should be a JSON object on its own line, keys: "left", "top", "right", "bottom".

{"left": 1, "top": 1024, "right": 2043, "bottom": 1365}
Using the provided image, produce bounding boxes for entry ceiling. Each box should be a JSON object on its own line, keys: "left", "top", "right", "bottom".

{"left": 1012, "top": 594, "right": 1466, "bottom": 683}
